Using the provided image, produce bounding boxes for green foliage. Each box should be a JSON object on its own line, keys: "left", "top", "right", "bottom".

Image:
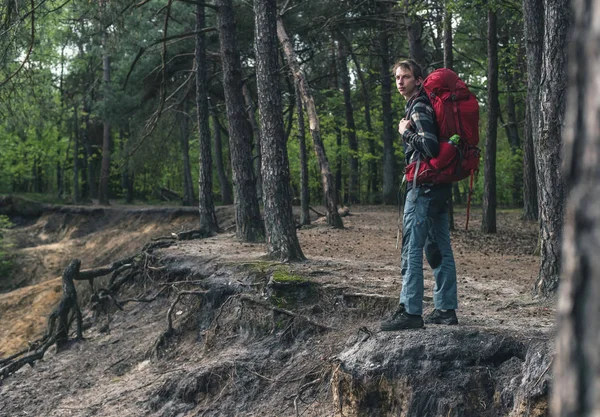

{"left": 0, "top": 0, "right": 527, "bottom": 210}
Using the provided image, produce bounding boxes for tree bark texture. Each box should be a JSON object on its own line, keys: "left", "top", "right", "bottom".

{"left": 533, "top": 0, "right": 570, "bottom": 296}
{"left": 253, "top": 0, "right": 304, "bottom": 261}
{"left": 216, "top": 0, "right": 264, "bottom": 241}
{"left": 335, "top": 31, "right": 359, "bottom": 204}
{"left": 177, "top": 101, "right": 195, "bottom": 207}
{"left": 554, "top": 1, "right": 599, "bottom": 415}
{"left": 443, "top": 4, "right": 453, "bottom": 70}
{"left": 98, "top": 29, "right": 111, "bottom": 206}
{"left": 379, "top": 30, "right": 396, "bottom": 205}
{"left": 210, "top": 103, "right": 233, "bottom": 205}
{"left": 523, "top": 100, "right": 539, "bottom": 220}
{"left": 295, "top": 81, "right": 310, "bottom": 226}
{"left": 277, "top": 17, "right": 343, "bottom": 228}
{"left": 403, "top": 0, "right": 428, "bottom": 72}
{"left": 242, "top": 81, "right": 263, "bottom": 202}
{"left": 195, "top": 3, "right": 219, "bottom": 233}
{"left": 443, "top": 2, "right": 455, "bottom": 231}
{"left": 482, "top": 10, "right": 498, "bottom": 234}
{"left": 522, "top": 0, "right": 543, "bottom": 221}
{"left": 335, "top": 127, "right": 343, "bottom": 201}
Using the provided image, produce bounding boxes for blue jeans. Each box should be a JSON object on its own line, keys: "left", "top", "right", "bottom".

{"left": 399, "top": 186, "right": 458, "bottom": 315}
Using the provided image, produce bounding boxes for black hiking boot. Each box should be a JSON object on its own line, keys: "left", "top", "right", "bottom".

{"left": 380, "top": 306, "right": 424, "bottom": 331}
{"left": 424, "top": 309, "right": 458, "bottom": 325}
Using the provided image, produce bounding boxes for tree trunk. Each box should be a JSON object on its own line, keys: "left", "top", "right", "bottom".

{"left": 335, "top": 126, "right": 343, "bottom": 202}
{"left": 242, "top": 81, "right": 263, "bottom": 202}
{"left": 216, "top": 0, "right": 264, "bottom": 241}
{"left": 277, "top": 17, "right": 343, "bottom": 228}
{"left": 210, "top": 103, "right": 233, "bottom": 205}
{"left": 178, "top": 101, "right": 195, "bottom": 207}
{"left": 443, "top": 3, "right": 453, "bottom": 70}
{"left": 82, "top": 98, "right": 94, "bottom": 200}
{"left": 335, "top": 31, "right": 359, "bottom": 204}
{"left": 403, "top": 0, "right": 428, "bottom": 72}
{"left": 554, "top": 1, "right": 600, "bottom": 414}
{"left": 98, "top": 18, "right": 111, "bottom": 206}
{"left": 72, "top": 105, "right": 80, "bottom": 204}
{"left": 379, "top": 29, "right": 396, "bottom": 205}
{"left": 330, "top": 40, "right": 343, "bottom": 204}
{"left": 523, "top": 101, "right": 539, "bottom": 220}
{"left": 482, "top": 9, "right": 498, "bottom": 234}
{"left": 444, "top": 1, "right": 455, "bottom": 231}
{"left": 532, "top": 0, "right": 570, "bottom": 296}
{"left": 253, "top": 0, "right": 304, "bottom": 261}
{"left": 295, "top": 82, "right": 310, "bottom": 226}
{"left": 196, "top": 3, "right": 219, "bottom": 233}
{"left": 522, "top": 0, "right": 543, "bottom": 221}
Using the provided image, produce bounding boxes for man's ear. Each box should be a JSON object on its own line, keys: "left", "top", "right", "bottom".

{"left": 416, "top": 77, "right": 423, "bottom": 87}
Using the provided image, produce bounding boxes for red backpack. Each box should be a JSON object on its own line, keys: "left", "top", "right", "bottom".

{"left": 404, "top": 68, "right": 480, "bottom": 186}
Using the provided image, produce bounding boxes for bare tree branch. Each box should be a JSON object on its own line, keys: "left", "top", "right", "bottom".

{"left": 0, "top": 0, "right": 34, "bottom": 89}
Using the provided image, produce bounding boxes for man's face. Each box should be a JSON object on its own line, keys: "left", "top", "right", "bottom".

{"left": 395, "top": 66, "right": 421, "bottom": 100}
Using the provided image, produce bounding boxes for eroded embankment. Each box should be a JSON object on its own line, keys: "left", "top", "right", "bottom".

{"left": 0, "top": 234, "right": 552, "bottom": 417}
{"left": 0, "top": 197, "right": 234, "bottom": 358}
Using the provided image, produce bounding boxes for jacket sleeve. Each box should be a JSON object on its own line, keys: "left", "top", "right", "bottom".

{"left": 402, "top": 101, "right": 439, "bottom": 158}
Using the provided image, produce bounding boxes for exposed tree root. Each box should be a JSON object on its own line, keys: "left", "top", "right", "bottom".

{"left": 239, "top": 295, "right": 334, "bottom": 332}
{"left": 1, "top": 259, "right": 83, "bottom": 379}
{"left": 149, "top": 289, "right": 209, "bottom": 358}
{"left": 0, "top": 240, "right": 177, "bottom": 380}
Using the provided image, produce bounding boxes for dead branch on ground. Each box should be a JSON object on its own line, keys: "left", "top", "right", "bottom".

{"left": 308, "top": 206, "right": 325, "bottom": 217}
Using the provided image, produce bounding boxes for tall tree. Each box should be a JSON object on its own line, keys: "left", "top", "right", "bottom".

{"left": 295, "top": 81, "right": 310, "bottom": 226}
{"left": 72, "top": 106, "right": 80, "bottom": 204}
{"left": 403, "top": 0, "right": 428, "bottom": 72}
{"left": 216, "top": 0, "right": 264, "bottom": 241}
{"left": 277, "top": 16, "right": 343, "bottom": 228}
{"left": 554, "top": 0, "right": 600, "bottom": 414}
{"left": 533, "top": 0, "right": 570, "bottom": 296}
{"left": 522, "top": 0, "right": 542, "bottom": 221}
{"left": 210, "top": 101, "right": 233, "bottom": 205}
{"left": 253, "top": 0, "right": 304, "bottom": 261}
{"left": 196, "top": 3, "right": 219, "bottom": 233}
{"left": 335, "top": 31, "right": 359, "bottom": 204}
{"left": 177, "top": 101, "right": 195, "bottom": 207}
{"left": 443, "top": 0, "right": 456, "bottom": 231}
{"left": 482, "top": 9, "right": 498, "bottom": 234}
{"left": 242, "top": 82, "right": 263, "bottom": 202}
{"left": 379, "top": 26, "right": 396, "bottom": 205}
{"left": 98, "top": 0, "right": 112, "bottom": 206}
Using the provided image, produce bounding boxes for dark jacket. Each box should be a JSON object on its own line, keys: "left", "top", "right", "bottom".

{"left": 402, "top": 89, "right": 439, "bottom": 165}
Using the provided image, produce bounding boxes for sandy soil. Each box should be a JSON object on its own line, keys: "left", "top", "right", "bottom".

{"left": 0, "top": 204, "right": 554, "bottom": 417}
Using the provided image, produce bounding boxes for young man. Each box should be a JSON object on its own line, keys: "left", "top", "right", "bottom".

{"left": 380, "top": 60, "right": 458, "bottom": 331}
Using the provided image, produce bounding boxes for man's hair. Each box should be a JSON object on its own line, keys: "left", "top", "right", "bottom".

{"left": 392, "top": 59, "right": 423, "bottom": 80}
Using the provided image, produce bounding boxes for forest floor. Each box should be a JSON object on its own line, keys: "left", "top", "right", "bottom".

{"left": 0, "top": 201, "right": 554, "bottom": 416}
